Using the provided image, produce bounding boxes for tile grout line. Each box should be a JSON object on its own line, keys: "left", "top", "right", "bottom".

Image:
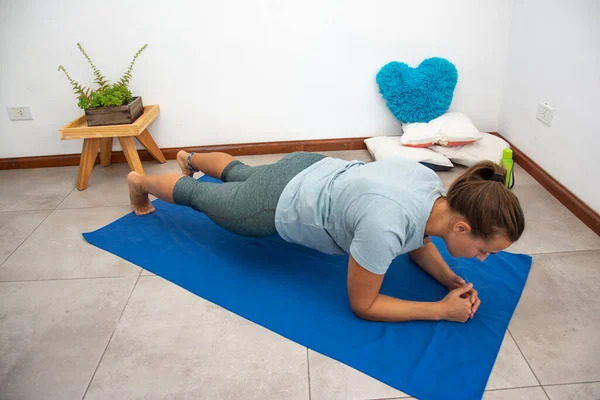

{"left": 0, "top": 274, "right": 141, "bottom": 284}
{"left": 484, "top": 384, "right": 543, "bottom": 392}
{"left": 0, "top": 211, "right": 52, "bottom": 271}
{"left": 0, "top": 185, "right": 76, "bottom": 272}
{"left": 543, "top": 380, "right": 600, "bottom": 388}
{"left": 0, "top": 208, "right": 56, "bottom": 214}
{"left": 306, "top": 348, "right": 312, "bottom": 400}
{"left": 0, "top": 202, "right": 131, "bottom": 214}
{"left": 53, "top": 185, "right": 77, "bottom": 210}
{"left": 542, "top": 387, "right": 551, "bottom": 399}
{"left": 370, "top": 380, "right": 600, "bottom": 400}
{"left": 507, "top": 329, "right": 550, "bottom": 399}
{"left": 80, "top": 326, "right": 119, "bottom": 400}
{"left": 369, "top": 381, "right": 588, "bottom": 400}
{"left": 519, "top": 248, "right": 600, "bottom": 257}
{"left": 0, "top": 184, "right": 141, "bottom": 280}
{"left": 81, "top": 271, "right": 142, "bottom": 400}
{"left": 53, "top": 204, "right": 132, "bottom": 211}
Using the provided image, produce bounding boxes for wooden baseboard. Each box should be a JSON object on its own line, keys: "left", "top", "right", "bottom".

{"left": 1, "top": 133, "right": 598, "bottom": 236}
{"left": 493, "top": 133, "right": 600, "bottom": 236}
{"left": 0, "top": 137, "right": 368, "bottom": 170}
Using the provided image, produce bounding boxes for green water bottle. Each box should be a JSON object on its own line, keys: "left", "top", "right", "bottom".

{"left": 500, "top": 148, "right": 514, "bottom": 189}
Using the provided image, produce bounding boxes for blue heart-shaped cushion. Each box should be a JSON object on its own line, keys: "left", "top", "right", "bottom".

{"left": 376, "top": 57, "right": 458, "bottom": 123}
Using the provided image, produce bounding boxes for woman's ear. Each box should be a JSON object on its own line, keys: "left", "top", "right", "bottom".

{"left": 452, "top": 220, "right": 472, "bottom": 234}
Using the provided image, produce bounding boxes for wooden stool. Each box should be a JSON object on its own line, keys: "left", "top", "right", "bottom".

{"left": 59, "top": 105, "right": 165, "bottom": 190}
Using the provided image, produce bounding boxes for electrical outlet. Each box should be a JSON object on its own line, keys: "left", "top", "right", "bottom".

{"left": 7, "top": 105, "right": 34, "bottom": 121}
{"left": 536, "top": 102, "right": 553, "bottom": 126}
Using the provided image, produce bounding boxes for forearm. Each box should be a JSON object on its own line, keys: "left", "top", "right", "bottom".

{"left": 354, "top": 294, "right": 442, "bottom": 322}
{"left": 410, "top": 242, "right": 455, "bottom": 285}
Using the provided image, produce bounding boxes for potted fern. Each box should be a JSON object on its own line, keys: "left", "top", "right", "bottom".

{"left": 58, "top": 43, "right": 148, "bottom": 126}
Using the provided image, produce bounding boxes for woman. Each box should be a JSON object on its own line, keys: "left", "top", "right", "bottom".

{"left": 127, "top": 150, "right": 525, "bottom": 323}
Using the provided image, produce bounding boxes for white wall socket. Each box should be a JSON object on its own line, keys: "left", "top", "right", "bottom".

{"left": 7, "top": 105, "right": 34, "bottom": 121}
{"left": 536, "top": 102, "right": 553, "bottom": 126}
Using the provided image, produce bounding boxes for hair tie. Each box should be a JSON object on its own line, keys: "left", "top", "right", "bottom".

{"left": 489, "top": 173, "right": 505, "bottom": 184}
{"left": 187, "top": 152, "right": 200, "bottom": 173}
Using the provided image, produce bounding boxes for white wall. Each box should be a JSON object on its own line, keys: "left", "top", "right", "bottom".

{"left": 499, "top": 0, "right": 600, "bottom": 213}
{"left": 0, "top": 0, "right": 514, "bottom": 158}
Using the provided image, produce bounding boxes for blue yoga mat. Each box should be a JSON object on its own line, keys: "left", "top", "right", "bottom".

{"left": 84, "top": 175, "right": 532, "bottom": 400}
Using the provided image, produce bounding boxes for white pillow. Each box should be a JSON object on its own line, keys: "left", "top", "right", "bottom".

{"left": 400, "top": 112, "right": 483, "bottom": 147}
{"left": 430, "top": 132, "right": 510, "bottom": 167}
{"left": 364, "top": 136, "right": 453, "bottom": 170}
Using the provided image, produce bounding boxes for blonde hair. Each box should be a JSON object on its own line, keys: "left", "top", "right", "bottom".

{"left": 446, "top": 161, "right": 525, "bottom": 242}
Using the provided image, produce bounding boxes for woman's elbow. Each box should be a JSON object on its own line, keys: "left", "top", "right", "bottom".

{"left": 408, "top": 249, "right": 423, "bottom": 264}
{"left": 350, "top": 302, "right": 375, "bottom": 321}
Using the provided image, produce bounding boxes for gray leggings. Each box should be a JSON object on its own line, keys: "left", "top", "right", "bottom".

{"left": 172, "top": 152, "right": 326, "bottom": 237}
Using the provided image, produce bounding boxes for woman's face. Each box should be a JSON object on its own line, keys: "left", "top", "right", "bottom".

{"left": 445, "top": 224, "right": 512, "bottom": 261}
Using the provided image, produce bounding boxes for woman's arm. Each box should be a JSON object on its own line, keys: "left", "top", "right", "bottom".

{"left": 409, "top": 240, "right": 480, "bottom": 318}
{"left": 408, "top": 239, "right": 457, "bottom": 287}
{"left": 347, "top": 256, "right": 473, "bottom": 322}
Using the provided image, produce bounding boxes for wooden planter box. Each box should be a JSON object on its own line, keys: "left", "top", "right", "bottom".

{"left": 84, "top": 96, "right": 144, "bottom": 126}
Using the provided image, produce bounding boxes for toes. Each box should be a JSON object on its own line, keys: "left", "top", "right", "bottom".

{"left": 132, "top": 205, "right": 155, "bottom": 216}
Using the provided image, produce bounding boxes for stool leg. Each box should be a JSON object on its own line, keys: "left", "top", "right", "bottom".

{"left": 136, "top": 129, "right": 166, "bottom": 163}
{"left": 77, "top": 138, "right": 101, "bottom": 191}
{"left": 118, "top": 136, "right": 145, "bottom": 175}
{"left": 100, "top": 137, "right": 113, "bottom": 167}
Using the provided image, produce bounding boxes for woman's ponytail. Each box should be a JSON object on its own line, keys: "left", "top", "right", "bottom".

{"left": 446, "top": 161, "right": 525, "bottom": 241}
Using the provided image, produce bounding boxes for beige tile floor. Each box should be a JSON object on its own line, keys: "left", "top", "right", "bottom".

{"left": 1, "top": 150, "right": 599, "bottom": 400}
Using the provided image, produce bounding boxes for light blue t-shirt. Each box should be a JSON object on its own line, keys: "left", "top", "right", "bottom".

{"left": 274, "top": 156, "right": 446, "bottom": 275}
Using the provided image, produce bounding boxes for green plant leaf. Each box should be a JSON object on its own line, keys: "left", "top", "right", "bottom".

{"left": 61, "top": 43, "right": 146, "bottom": 108}
{"left": 77, "top": 42, "right": 109, "bottom": 89}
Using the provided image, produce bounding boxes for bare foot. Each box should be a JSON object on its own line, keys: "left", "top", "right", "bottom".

{"left": 177, "top": 150, "right": 194, "bottom": 177}
{"left": 127, "top": 172, "right": 156, "bottom": 215}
